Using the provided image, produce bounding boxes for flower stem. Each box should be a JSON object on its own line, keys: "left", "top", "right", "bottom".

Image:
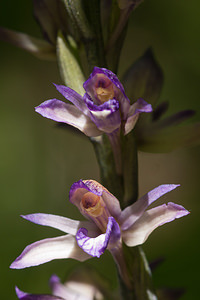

{"left": 118, "top": 245, "right": 157, "bottom": 300}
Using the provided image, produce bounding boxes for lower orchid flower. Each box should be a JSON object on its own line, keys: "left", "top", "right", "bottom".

{"left": 16, "top": 273, "right": 104, "bottom": 300}
{"left": 10, "top": 180, "right": 189, "bottom": 283}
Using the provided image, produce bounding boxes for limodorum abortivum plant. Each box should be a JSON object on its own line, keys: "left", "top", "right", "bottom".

{"left": 1, "top": 1, "right": 198, "bottom": 299}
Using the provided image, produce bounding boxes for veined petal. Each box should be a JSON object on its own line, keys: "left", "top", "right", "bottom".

{"left": 21, "top": 213, "right": 97, "bottom": 236}
{"left": 54, "top": 84, "right": 88, "bottom": 115}
{"left": 35, "top": 99, "right": 102, "bottom": 137}
{"left": 122, "top": 202, "right": 189, "bottom": 247}
{"left": 76, "top": 217, "right": 121, "bottom": 258}
{"left": 10, "top": 235, "right": 91, "bottom": 269}
{"left": 50, "top": 275, "right": 101, "bottom": 300}
{"left": 84, "top": 95, "right": 121, "bottom": 133}
{"left": 124, "top": 98, "right": 152, "bottom": 135}
{"left": 50, "top": 275, "right": 73, "bottom": 300}
{"left": 15, "top": 286, "right": 63, "bottom": 300}
{"left": 120, "top": 184, "right": 180, "bottom": 230}
{"left": 15, "top": 287, "right": 28, "bottom": 299}
{"left": 69, "top": 180, "right": 121, "bottom": 219}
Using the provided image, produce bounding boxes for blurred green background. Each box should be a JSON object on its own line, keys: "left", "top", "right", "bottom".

{"left": 0, "top": 0, "right": 199, "bottom": 299}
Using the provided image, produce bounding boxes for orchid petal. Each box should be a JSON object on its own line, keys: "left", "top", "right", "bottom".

{"left": 10, "top": 235, "right": 91, "bottom": 269}
{"left": 54, "top": 84, "right": 88, "bottom": 115}
{"left": 50, "top": 275, "right": 100, "bottom": 300}
{"left": 84, "top": 95, "right": 121, "bottom": 133}
{"left": 76, "top": 217, "right": 121, "bottom": 257}
{"left": 124, "top": 98, "right": 153, "bottom": 135}
{"left": 21, "top": 213, "right": 97, "bottom": 236}
{"left": 50, "top": 275, "right": 72, "bottom": 299}
{"left": 15, "top": 287, "right": 28, "bottom": 299}
{"left": 35, "top": 99, "right": 102, "bottom": 137}
{"left": 120, "top": 184, "right": 180, "bottom": 230}
{"left": 15, "top": 286, "right": 63, "bottom": 300}
{"left": 122, "top": 202, "right": 189, "bottom": 247}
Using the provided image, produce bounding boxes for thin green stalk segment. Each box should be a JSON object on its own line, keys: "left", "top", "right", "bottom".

{"left": 121, "top": 131, "right": 138, "bottom": 208}
{"left": 90, "top": 134, "right": 124, "bottom": 201}
{"left": 118, "top": 245, "right": 157, "bottom": 300}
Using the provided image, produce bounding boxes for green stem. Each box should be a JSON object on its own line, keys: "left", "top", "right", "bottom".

{"left": 83, "top": 0, "right": 107, "bottom": 70}
{"left": 121, "top": 131, "right": 138, "bottom": 208}
{"left": 90, "top": 134, "right": 124, "bottom": 201}
{"left": 119, "top": 245, "right": 157, "bottom": 300}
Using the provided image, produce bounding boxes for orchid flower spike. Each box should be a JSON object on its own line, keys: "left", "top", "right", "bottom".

{"left": 10, "top": 180, "right": 189, "bottom": 284}
{"left": 35, "top": 67, "right": 152, "bottom": 137}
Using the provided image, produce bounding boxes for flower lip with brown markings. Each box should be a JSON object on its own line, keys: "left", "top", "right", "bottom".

{"left": 93, "top": 73, "right": 115, "bottom": 104}
{"left": 81, "top": 192, "right": 100, "bottom": 209}
{"left": 80, "top": 192, "right": 105, "bottom": 218}
{"left": 80, "top": 191, "right": 111, "bottom": 232}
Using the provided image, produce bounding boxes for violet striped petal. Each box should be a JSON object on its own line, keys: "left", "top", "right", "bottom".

{"left": 10, "top": 234, "right": 91, "bottom": 269}
{"left": 21, "top": 214, "right": 97, "bottom": 236}
{"left": 54, "top": 84, "right": 89, "bottom": 115}
{"left": 120, "top": 184, "right": 180, "bottom": 230}
{"left": 122, "top": 202, "right": 189, "bottom": 247}
{"left": 124, "top": 98, "right": 152, "bottom": 135}
{"left": 76, "top": 217, "right": 121, "bottom": 257}
{"left": 84, "top": 95, "right": 121, "bottom": 133}
{"left": 15, "top": 286, "right": 63, "bottom": 300}
{"left": 35, "top": 99, "right": 102, "bottom": 137}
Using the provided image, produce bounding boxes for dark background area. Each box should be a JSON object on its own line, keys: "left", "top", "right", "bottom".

{"left": 0, "top": 0, "right": 199, "bottom": 299}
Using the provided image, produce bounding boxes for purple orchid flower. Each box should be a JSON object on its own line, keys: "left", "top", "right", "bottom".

{"left": 35, "top": 67, "right": 152, "bottom": 137}
{"left": 10, "top": 180, "right": 189, "bottom": 284}
{"left": 15, "top": 274, "right": 104, "bottom": 300}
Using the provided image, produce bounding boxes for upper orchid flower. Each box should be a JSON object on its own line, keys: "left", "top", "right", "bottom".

{"left": 16, "top": 273, "right": 104, "bottom": 300}
{"left": 10, "top": 180, "right": 189, "bottom": 284}
{"left": 35, "top": 67, "right": 152, "bottom": 137}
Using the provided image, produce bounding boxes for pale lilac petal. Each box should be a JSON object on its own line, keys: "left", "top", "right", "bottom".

{"left": 54, "top": 84, "right": 89, "bottom": 115}
{"left": 50, "top": 275, "right": 70, "bottom": 299}
{"left": 35, "top": 99, "right": 102, "bottom": 137}
{"left": 21, "top": 213, "right": 97, "bottom": 236}
{"left": 15, "top": 286, "right": 63, "bottom": 300}
{"left": 10, "top": 235, "right": 91, "bottom": 269}
{"left": 124, "top": 98, "right": 153, "bottom": 135}
{"left": 15, "top": 287, "right": 28, "bottom": 299}
{"left": 69, "top": 180, "right": 121, "bottom": 219}
{"left": 120, "top": 184, "right": 180, "bottom": 230}
{"left": 122, "top": 202, "right": 189, "bottom": 247}
{"left": 76, "top": 217, "right": 121, "bottom": 257}
{"left": 50, "top": 275, "right": 95, "bottom": 300}
{"left": 84, "top": 94, "right": 121, "bottom": 133}
{"left": 50, "top": 275, "right": 76, "bottom": 300}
